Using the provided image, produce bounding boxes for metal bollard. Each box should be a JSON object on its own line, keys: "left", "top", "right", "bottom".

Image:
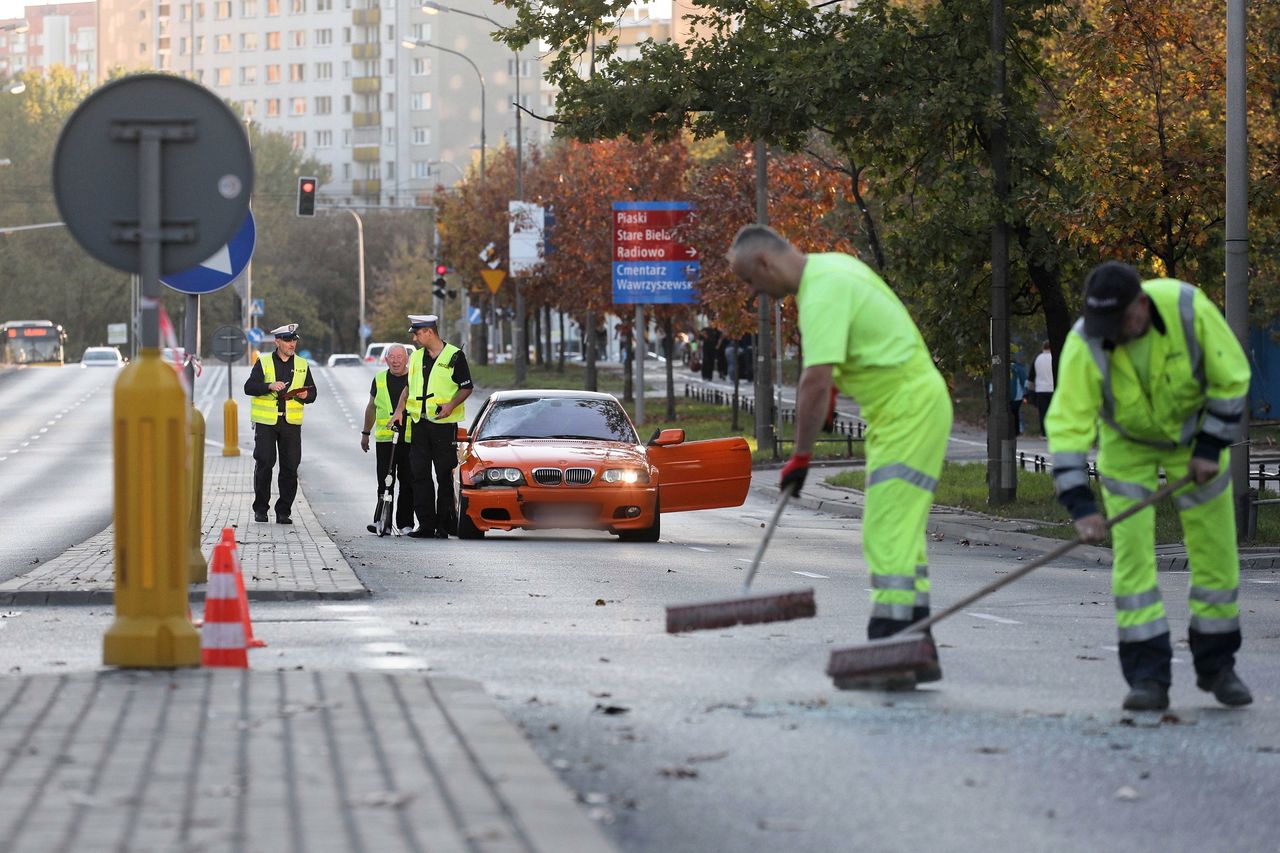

{"left": 223, "top": 398, "right": 240, "bottom": 456}
{"left": 188, "top": 407, "right": 208, "bottom": 584}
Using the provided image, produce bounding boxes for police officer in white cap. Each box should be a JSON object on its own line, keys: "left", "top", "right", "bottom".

{"left": 244, "top": 323, "right": 317, "bottom": 524}
{"left": 391, "top": 314, "right": 473, "bottom": 538}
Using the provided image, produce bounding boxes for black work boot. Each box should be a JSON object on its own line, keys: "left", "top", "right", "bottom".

{"left": 1122, "top": 680, "right": 1170, "bottom": 712}
{"left": 1196, "top": 669, "right": 1253, "bottom": 707}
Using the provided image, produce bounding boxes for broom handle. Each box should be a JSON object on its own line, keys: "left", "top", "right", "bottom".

{"left": 742, "top": 487, "right": 793, "bottom": 595}
{"left": 904, "top": 473, "right": 1194, "bottom": 637}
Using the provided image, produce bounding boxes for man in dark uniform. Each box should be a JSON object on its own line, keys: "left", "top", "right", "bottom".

{"left": 391, "top": 315, "right": 473, "bottom": 539}
{"left": 244, "top": 323, "right": 318, "bottom": 524}
{"left": 360, "top": 342, "right": 415, "bottom": 534}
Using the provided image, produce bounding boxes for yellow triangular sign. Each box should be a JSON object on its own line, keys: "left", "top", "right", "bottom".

{"left": 481, "top": 269, "right": 507, "bottom": 293}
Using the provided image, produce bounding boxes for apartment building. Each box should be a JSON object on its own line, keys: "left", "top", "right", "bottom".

{"left": 1, "top": 3, "right": 97, "bottom": 81}
{"left": 96, "top": 0, "right": 548, "bottom": 202}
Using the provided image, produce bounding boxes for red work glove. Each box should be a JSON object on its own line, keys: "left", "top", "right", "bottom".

{"left": 780, "top": 453, "right": 811, "bottom": 496}
{"left": 822, "top": 386, "right": 839, "bottom": 433}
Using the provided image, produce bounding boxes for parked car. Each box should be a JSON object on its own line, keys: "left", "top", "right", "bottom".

{"left": 81, "top": 346, "right": 125, "bottom": 368}
{"left": 326, "top": 353, "right": 364, "bottom": 367}
{"left": 455, "top": 390, "right": 752, "bottom": 541}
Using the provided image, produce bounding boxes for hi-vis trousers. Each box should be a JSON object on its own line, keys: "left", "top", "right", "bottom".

{"left": 860, "top": 363, "right": 952, "bottom": 639}
{"left": 1099, "top": 443, "right": 1241, "bottom": 686}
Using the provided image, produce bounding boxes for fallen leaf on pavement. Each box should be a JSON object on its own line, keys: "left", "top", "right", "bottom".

{"left": 659, "top": 766, "right": 699, "bottom": 779}
{"left": 1114, "top": 786, "right": 1140, "bottom": 801}
{"left": 594, "top": 704, "right": 630, "bottom": 715}
{"left": 595, "top": 599, "right": 606, "bottom": 606}
{"left": 687, "top": 750, "right": 729, "bottom": 763}
{"left": 974, "top": 746, "right": 1006, "bottom": 754}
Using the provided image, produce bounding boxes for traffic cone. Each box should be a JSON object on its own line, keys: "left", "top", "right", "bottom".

{"left": 200, "top": 541, "right": 248, "bottom": 668}
{"left": 221, "top": 528, "right": 266, "bottom": 649}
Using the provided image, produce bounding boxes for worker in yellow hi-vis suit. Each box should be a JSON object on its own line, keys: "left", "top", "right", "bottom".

{"left": 1046, "top": 261, "right": 1253, "bottom": 712}
{"left": 729, "top": 225, "right": 952, "bottom": 685}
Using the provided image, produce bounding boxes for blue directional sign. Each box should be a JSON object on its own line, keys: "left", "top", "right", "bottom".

{"left": 160, "top": 210, "right": 256, "bottom": 295}
{"left": 467, "top": 306, "right": 483, "bottom": 325}
{"left": 611, "top": 201, "right": 699, "bottom": 305}
{"left": 246, "top": 327, "right": 266, "bottom": 345}
{"left": 251, "top": 298, "right": 265, "bottom": 317}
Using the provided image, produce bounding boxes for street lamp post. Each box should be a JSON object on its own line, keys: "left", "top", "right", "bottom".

{"left": 346, "top": 208, "right": 367, "bottom": 356}
{"left": 400, "top": 39, "right": 485, "bottom": 182}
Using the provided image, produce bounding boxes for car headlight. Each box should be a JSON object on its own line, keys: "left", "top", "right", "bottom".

{"left": 602, "top": 468, "right": 650, "bottom": 484}
{"left": 474, "top": 467, "right": 525, "bottom": 486}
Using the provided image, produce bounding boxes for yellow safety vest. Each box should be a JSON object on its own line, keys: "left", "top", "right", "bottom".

{"left": 374, "top": 369, "right": 412, "bottom": 441}
{"left": 406, "top": 343, "right": 464, "bottom": 423}
{"left": 251, "top": 355, "right": 309, "bottom": 425}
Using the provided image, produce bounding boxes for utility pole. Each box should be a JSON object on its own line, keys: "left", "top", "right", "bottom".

{"left": 987, "top": 0, "right": 1016, "bottom": 505}
{"left": 1225, "top": 0, "right": 1251, "bottom": 538}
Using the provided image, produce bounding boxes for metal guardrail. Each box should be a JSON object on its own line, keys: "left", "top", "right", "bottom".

{"left": 683, "top": 382, "right": 865, "bottom": 456}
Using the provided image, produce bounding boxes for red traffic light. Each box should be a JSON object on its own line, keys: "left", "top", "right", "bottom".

{"left": 296, "top": 175, "right": 318, "bottom": 217}
{"left": 435, "top": 264, "right": 448, "bottom": 276}
{"left": 301, "top": 181, "right": 314, "bottom": 193}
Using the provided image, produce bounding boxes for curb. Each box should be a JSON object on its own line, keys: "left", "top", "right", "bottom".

{"left": 0, "top": 585, "right": 372, "bottom": 606}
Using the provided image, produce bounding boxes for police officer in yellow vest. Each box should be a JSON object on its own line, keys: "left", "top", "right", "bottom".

{"left": 244, "top": 323, "right": 317, "bottom": 524}
{"left": 1047, "top": 262, "right": 1253, "bottom": 711}
{"left": 391, "top": 315, "right": 473, "bottom": 539}
{"left": 361, "top": 343, "right": 415, "bottom": 533}
{"left": 729, "top": 225, "right": 953, "bottom": 687}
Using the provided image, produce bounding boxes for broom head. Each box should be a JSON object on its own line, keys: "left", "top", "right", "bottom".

{"left": 826, "top": 633, "right": 939, "bottom": 690}
{"left": 666, "top": 588, "right": 816, "bottom": 634}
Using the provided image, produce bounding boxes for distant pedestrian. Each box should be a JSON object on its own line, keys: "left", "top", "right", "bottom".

{"left": 699, "top": 327, "right": 719, "bottom": 380}
{"left": 1010, "top": 356, "right": 1028, "bottom": 436}
{"left": 1029, "top": 340, "right": 1054, "bottom": 435}
{"left": 244, "top": 323, "right": 317, "bottom": 524}
{"left": 361, "top": 343, "right": 415, "bottom": 534}
{"left": 392, "top": 315, "right": 473, "bottom": 539}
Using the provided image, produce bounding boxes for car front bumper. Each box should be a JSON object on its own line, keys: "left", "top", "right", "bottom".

{"left": 461, "top": 484, "right": 658, "bottom": 532}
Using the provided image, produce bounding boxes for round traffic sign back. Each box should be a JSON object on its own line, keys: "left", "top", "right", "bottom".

{"left": 52, "top": 74, "right": 253, "bottom": 275}
{"left": 211, "top": 325, "right": 247, "bottom": 363}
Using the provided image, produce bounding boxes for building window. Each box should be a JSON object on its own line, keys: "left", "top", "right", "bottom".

{"left": 216, "top": 67, "right": 231, "bottom": 85}
{"left": 412, "top": 57, "right": 430, "bottom": 76}
{"left": 179, "top": 4, "right": 190, "bottom": 20}
{"left": 179, "top": 36, "right": 189, "bottom": 54}
{"left": 385, "top": 92, "right": 394, "bottom": 111}
{"left": 385, "top": 58, "right": 395, "bottom": 75}
{"left": 242, "top": 99, "right": 256, "bottom": 117}
{"left": 195, "top": 35, "right": 205, "bottom": 53}
{"left": 286, "top": 63, "right": 303, "bottom": 81}
{"left": 384, "top": 126, "right": 395, "bottom": 144}
{"left": 266, "top": 0, "right": 279, "bottom": 15}
{"left": 342, "top": 130, "right": 351, "bottom": 147}
{"left": 410, "top": 23, "right": 429, "bottom": 40}
{"left": 342, "top": 26, "right": 351, "bottom": 44}
{"left": 316, "top": 129, "right": 332, "bottom": 147}
{"left": 266, "top": 64, "right": 281, "bottom": 82}
{"left": 241, "top": 32, "right": 258, "bottom": 49}
{"left": 315, "top": 28, "right": 331, "bottom": 45}
{"left": 215, "top": 0, "right": 231, "bottom": 17}
{"left": 341, "top": 60, "right": 350, "bottom": 78}
{"left": 266, "top": 98, "right": 280, "bottom": 117}
{"left": 241, "top": 65, "right": 257, "bottom": 83}
{"left": 266, "top": 31, "right": 281, "bottom": 49}
{"left": 385, "top": 24, "right": 394, "bottom": 41}
{"left": 316, "top": 61, "right": 332, "bottom": 79}
{"left": 290, "top": 30, "right": 305, "bottom": 47}
{"left": 314, "top": 96, "right": 331, "bottom": 114}
{"left": 241, "top": 0, "right": 258, "bottom": 15}
{"left": 410, "top": 92, "right": 430, "bottom": 111}
{"left": 291, "top": 97, "right": 306, "bottom": 115}
{"left": 342, "top": 163, "right": 350, "bottom": 180}
{"left": 385, "top": 161, "right": 395, "bottom": 180}
{"left": 215, "top": 33, "right": 232, "bottom": 51}
{"left": 291, "top": 131, "right": 305, "bottom": 149}
{"left": 291, "top": 0, "right": 305, "bottom": 12}
{"left": 412, "top": 127, "right": 430, "bottom": 145}
{"left": 315, "top": 0, "right": 332, "bottom": 9}
{"left": 342, "top": 94, "right": 351, "bottom": 113}
{"left": 412, "top": 160, "right": 429, "bottom": 179}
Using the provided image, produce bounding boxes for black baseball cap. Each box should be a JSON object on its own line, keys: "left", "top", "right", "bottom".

{"left": 1082, "top": 262, "right": 1142, "bottom": 340}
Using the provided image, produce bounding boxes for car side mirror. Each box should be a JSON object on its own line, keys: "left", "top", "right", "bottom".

{"left": 456, "top": 426, "right": 469, "bottom": 443}
{"left": 649, "top": 428, "right": 685, "bottom": 447}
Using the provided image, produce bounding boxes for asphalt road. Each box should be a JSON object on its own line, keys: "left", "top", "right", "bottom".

{"left": 0, "top": 362, "right": 1277, "bottom": 853}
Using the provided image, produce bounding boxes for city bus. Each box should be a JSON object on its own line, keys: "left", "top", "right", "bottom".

{"left": 1, "top": 320, "right": 67, "bottom": 366}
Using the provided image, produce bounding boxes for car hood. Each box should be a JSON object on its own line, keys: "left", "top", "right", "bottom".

{"left": 468, "top": 439, "right": 648, "bottom": 469}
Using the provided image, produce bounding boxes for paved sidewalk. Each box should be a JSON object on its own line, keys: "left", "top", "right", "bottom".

{"left": 0, "top": 670, "right": 617, "bottom": 853}
{"left": 752, "top": 465, "right": 1280, "bottom": 572}
{"left": 0, "top": 450, "right": 367, "bottom": 605}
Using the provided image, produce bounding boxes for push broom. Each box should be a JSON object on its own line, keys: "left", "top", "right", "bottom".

{"left": 666, "top": 485, "right": 817, "bottom": 633}
{"left": 826, "top": 473, "right": 1194, "bottom": 689}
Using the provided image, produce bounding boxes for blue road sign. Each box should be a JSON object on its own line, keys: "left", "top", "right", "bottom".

{"left": 359, "top": 323, "right": 372, "bottom": 339}
{"left": 246, "top": 327, "right": 266, "bottom": 345}
{"left": 160, "top": 210, "right": 256, "bottom": 295}
{"left": 467, "top": 306, "right": 483, "bottom": 325}
{"left": 611, "top": 201, "right": 699, "bottom": 305}
{"left": 251, "top": 298, "right": 265, "bottom": 317}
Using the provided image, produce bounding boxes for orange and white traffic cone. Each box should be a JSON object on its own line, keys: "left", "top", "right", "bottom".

{"left": 200, "top": 541, "right": 248, "bottom": 668}
{"left": 221, "top": 528, "right": 266, "bottom": 649}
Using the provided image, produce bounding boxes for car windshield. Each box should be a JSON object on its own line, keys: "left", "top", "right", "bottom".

{"left": 476, "top": 398, "right": 638, "bottom": 444}
{"left": 84, "top": 351, "right": 117, "bottom": 361}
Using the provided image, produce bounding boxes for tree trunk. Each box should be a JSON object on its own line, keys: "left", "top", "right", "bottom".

{"left": 585, "top": 309, "right": 597, "bottom": 391}
{"left": 1016, "top": 224, "right": 1072, "bottom": 374}
{"left": 557, "top": 311, "right": 566, "bottom": 373}
{"left": 544, "top": 305, "right": 553, "bottom": 372}
{"left": 533, "top": 307, "right": 543, "bottom": 366}
{"left": 663, "top": 314, "right": 676, "bottom": 419}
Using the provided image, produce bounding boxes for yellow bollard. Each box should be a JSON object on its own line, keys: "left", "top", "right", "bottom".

{"left": 187, "top": 406, "right": 208, "bottom": 584}
{"left": 222, "top": 398, "right": 240, "bottom": 457}
{"left": 104, "top": 348, "right": 201, "bottom": 668}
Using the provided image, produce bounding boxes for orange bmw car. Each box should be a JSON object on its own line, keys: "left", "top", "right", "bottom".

{"left": 456, "top": 389, "right": 752, "bottom": 541}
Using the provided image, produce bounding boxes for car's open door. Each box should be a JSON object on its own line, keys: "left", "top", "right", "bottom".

{"left": 648, "top": 433, "right": 752, "bottom": 512}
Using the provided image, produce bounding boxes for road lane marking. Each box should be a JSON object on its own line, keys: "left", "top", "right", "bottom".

{"left": 319, "top": 604, "right": 372, "bottom": 612}
{"left": 1248, "top": 579, "right": 1278, "bottom": 584}
{"left": 352, "top": 625, "right": 396, "bottom": 637}
{"left": 966, "top": 612, "right": 1022, "bottom": 625}
{"left": 362, "top": 642, "right": 411, "bottom": 655}
{"left": 687, "top": 546, "right": 711, "bottom": 552}
{"left": 792, "top": 571, "right": 829, "bottom": 579}
{"left": 366, "top": 657, "right": 428, "bottom": 670}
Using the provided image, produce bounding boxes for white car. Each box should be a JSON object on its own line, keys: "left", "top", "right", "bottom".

{"left": 364, "top": 342, "right": 416, "bottom": 365}
{"left": 81, "top": 346, "right": 125, "bottom": 368}
{"left": 326, "top": 353, "right": 364, "bottom": 367}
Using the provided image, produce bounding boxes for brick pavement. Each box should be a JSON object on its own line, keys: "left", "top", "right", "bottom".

{"left": 0, "top": 670, "right": 617, "bottom": 853}
{"left": 0, "top": 450, "right": 368, "bottom": 606}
